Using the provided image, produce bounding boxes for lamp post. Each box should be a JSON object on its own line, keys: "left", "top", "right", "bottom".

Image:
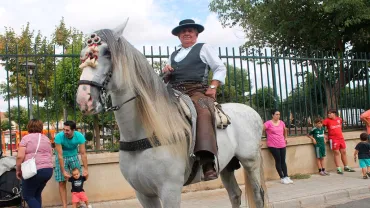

{"left": 22, "top": 61, "right": 36, "bottom": 119}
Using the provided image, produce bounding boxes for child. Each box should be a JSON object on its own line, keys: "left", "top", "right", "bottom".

{"left": 308, "top": 118, "right": 329, "bottom": 176}
{"left": 68, "top": 168, "right": 92, "bottom": 208}
{"left": 354, "top": 133, "right": 370, "bottom": 179}
{"left": 323, "top": 109, "right": 355, "bottom": 174}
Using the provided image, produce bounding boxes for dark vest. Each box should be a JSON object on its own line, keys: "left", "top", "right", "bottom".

{"left": 169, "top": 43, "right": 208, "bottom": 84}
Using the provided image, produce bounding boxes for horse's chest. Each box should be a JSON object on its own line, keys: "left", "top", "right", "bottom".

{"left": 118, "top": 150, "right": 185, "bottom": 194}
{"left": 118, "top": 152, "right": 166, "bottom": 191}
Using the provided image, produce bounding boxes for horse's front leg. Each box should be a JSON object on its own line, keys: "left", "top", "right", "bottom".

{"left": 159, "top": 182, "right": 183, "bottom": 208}
{"left": 136, "top": 191, "right": 162, "bottom": 208}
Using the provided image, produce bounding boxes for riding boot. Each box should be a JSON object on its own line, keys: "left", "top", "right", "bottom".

{"left": 198, "top": 151, "right": 218, "bottom": 181}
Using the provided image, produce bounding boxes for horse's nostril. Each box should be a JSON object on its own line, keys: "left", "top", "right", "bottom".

{"left": 88, "top": 95, "right": 92, "bottom": 102}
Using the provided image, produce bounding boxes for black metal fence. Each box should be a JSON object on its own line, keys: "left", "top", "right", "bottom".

{"left": 1, "top": 45, "right": 369, "bottom": 154}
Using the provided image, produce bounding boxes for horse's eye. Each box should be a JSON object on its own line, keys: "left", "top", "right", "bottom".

{"left": 103, "top": 50, "right": 111, "bottom": 57}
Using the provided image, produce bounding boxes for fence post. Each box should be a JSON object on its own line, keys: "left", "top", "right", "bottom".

{"left": 271, "top": 57, "right": 278, "bottom": 109}
{"left": 367, "top": 66, "right": 370, "bottom": 109}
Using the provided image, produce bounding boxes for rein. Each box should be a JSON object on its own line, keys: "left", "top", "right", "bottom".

{"left": 78, "top": 33, "right": 136, "bottom": 112}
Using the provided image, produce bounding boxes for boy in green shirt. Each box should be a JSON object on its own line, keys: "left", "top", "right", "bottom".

{"left": 308, "top": 118, "right": 329, "bottom": 176}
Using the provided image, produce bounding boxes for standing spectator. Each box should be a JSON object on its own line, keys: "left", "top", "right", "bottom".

{"left": 354, "top": 133, "right": 370, "bottom": 179}
{"left": 54, "top": 121, "right": 88, "bottom": 208}
{"left": 360, "top": 109, "right": 370, "bottom": 136}
{"left": 263, "top": 109, "right": 293, "bottom": 184}
{"left": 323, "top": 109, "right": 355, "bottom": 174}
{"left": 16, "top": 119, "right": 53, "bottom": 208}
{"left": 307, "top": 118, "right": 329, "bottom": 176}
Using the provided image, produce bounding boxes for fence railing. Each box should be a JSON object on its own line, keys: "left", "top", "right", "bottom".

{"left": 1, "top": 45, "right": 369, "bottom": 154}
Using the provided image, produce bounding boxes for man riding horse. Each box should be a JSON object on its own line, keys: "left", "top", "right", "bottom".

{"left": 162, "top": 19, "right": 227, "bottom": 181}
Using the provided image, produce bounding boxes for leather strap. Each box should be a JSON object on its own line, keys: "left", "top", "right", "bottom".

{"left": 32, "top": 133, "right": 41, "bottom": 159}
{"left": 119, "top": 138, "right": 161, "bottom": 151}
{"left": 183, "top": 159, "right": 200, "bottom": 186}
{"left": 78, "top": 80, "right": 104, "bottom": 89}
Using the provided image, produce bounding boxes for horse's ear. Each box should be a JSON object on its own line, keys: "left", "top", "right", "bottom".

{"left": 113, "top": 18, "right": 129, "bottom": 37}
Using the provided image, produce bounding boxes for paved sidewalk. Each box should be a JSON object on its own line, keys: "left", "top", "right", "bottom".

{"left": 49, "top": 168, "right": 370, "bottom": 208}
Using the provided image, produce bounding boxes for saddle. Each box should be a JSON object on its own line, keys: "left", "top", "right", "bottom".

{"left": 176, "top": 93, "right": 231, "bottom": 130}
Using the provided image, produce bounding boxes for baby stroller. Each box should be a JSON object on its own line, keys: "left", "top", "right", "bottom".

{"left": 0, "top": 151, "right": 25, "bottom": 207}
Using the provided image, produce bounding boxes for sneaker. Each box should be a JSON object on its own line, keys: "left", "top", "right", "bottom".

{"left": 87, "top": 205, "right": 92, "bottom": 208}
{"left": 337, "top": 169, "right": 343, "bottom": 174}
{"left": 363, "top": 175, "right": 368, "bottom": 179}
{"left": 366, "top": 172, "right": 370, "bottom": 178}
{"left": 344, "top": 167, "right": 355, "bottom": 172}
{"left": 319, "top": 171, "right": 326, "bottom": 176}
{"left": 323, "top": 171, "right": 330, "bottom": 176}
{"left": 280, "top": 178, "right": 289, "bottom": 184}
{"left": 284, "top": 177, "right": 294, "bottom": 184}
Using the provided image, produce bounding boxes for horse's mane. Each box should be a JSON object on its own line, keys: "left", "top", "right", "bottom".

{"left": 97, "top": 29, "right": 191, "bottom": 161}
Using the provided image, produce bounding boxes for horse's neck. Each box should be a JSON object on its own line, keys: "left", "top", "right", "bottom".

{"left": 111, "top": 91, "right": 147, "bottom": 142}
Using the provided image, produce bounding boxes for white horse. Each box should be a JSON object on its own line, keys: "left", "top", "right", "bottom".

{"left": 76, "top": 23, "right": 267, "bottom": 208}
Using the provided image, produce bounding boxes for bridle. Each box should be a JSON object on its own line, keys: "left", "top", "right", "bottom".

{"left": 77, "top": 33, "right": 136, "bottom": 111}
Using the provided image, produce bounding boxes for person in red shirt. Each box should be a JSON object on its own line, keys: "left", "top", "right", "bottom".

{"left": 323, "top": 109, "right": 355, "bottom": 174}
{"left": 360, "top": 109, "right": 370, "bottom": 135}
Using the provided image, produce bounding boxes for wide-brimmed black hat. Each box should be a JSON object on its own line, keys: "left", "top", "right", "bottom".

{"left": 171, "top": 19, "right": 204, "bottom": 36}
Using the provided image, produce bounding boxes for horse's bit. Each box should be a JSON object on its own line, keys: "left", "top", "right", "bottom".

{"left": 77, "top": 33, "right": 136, "bottom": 111}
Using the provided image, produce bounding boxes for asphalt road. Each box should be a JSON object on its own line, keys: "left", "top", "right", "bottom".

{"left": 327, "top": 197, "right": 370, "bottom": 208}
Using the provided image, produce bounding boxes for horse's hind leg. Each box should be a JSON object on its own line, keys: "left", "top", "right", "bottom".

{"left": 220, "top": 169, "right": 242, "bottom": 208}
{"left": 239, "top": 153, "right": 266, "bottom": 208}
{"left": 136, "top": 191, "right": 162, "bottom": 208}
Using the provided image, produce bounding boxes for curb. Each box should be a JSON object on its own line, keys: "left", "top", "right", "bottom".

{"left": 268, "top": 186, "right": 370, "bottom": 208}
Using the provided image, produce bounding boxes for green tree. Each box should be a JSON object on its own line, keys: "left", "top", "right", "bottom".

{"left": 5, "top": 106, "right": 29, "bottom": 131}
{"left": 251, "top": 87, "right": 279, "bottom": 109}
{"left": 248, "top": 87, "right": 280, "bottom": 120}
{"left": 49, "top": 18, "right": 84, "bottom": 122}
{"left": 1, "top": 121, "right": 11, "bottom": 131}
{"left": 85, "top": 131, "right": 94, "bottom": 142}
{"left": 214, "top": 65, "right": 251, "bottom": 104}
{"left": 339, "top": 84, "right": 368, "bottom": 109}
{"left": 210, "top": 0, "right": 370, "bottom": 113}
{"left": 0, "top": 23, "right": 55, "bottom": 102}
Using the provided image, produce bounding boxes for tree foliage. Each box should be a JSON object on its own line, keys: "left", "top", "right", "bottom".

{"left": 210, "top": 0, "right": 370, "bottom": 54}
{"left": 210, "top": 0, "right": 370, "bottom": 113}
{"left": 214, "top": 65, "right": 251, "bottom": 104}
{"left": 0, "top": 23, "right": 55, "bottom": 101}
{"left": 5, "top": 106, "right": 30, "bottom": 131}
{"left": 1, "top": 121, "right": 11, "bottom": 131}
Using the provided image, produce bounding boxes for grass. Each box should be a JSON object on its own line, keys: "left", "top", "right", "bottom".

{"left": 289, "top": 173, "right": 311, "bottom": 180}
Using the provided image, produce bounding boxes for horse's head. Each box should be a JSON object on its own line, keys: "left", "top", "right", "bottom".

{"left": 76, "top": 21, "right": 128, "bottom": 115}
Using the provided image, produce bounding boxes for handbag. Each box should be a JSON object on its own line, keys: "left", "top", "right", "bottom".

{"left": 21, "top": 133, "right": 41, "bottom": 179}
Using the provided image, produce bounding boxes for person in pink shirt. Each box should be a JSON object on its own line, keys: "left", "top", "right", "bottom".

{"left": 360, "top": 109, "right": 370, "bottom": 135}
{"left": 16, "top": 119, "right": 53, "bottom": 208}
{"left": 263, "top": 109, "right": 293, "bottom": 184}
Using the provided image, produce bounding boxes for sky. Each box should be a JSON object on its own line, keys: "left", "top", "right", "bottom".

{"left": 0, "top": 0, "right": 246, "bottom": 47}
{"left": 0, "top": 0, "right": 250, "bottom": 112}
